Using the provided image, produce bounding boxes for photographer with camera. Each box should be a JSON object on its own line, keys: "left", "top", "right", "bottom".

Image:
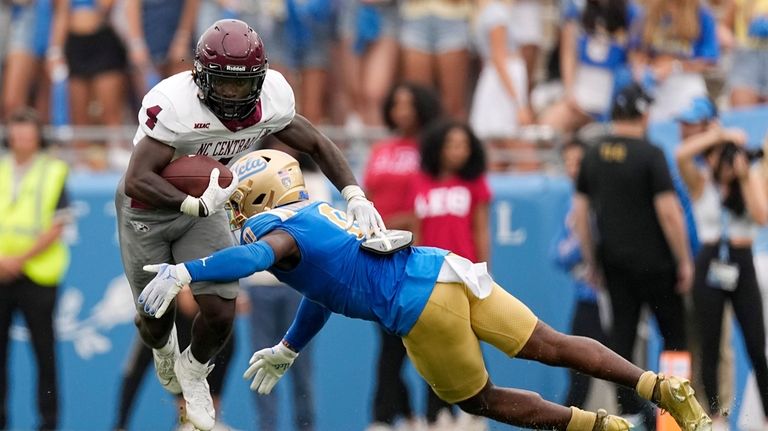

{"left": 675, "top": 97, "right": 768, "bottom": 429}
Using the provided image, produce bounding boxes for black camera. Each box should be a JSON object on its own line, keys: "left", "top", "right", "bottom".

{"left": 720, "top": 141, "right": 764, "bottom": 164}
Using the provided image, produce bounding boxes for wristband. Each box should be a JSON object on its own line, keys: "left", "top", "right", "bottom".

{"left": 281, "top": 339, "right": 299, "bottom": 353}
{"left": 180, "top": 195, "right": 206, "bottom": 216}
{"left": 341, "top": 185, "right": 365, "bottom": 202}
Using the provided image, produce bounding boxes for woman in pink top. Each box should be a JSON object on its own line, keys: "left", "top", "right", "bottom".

{"left": 363, "top": 82, "right": 442, "bottom": 231}
{"left": 413, "top": 120, "right": 491, "bottom": 263}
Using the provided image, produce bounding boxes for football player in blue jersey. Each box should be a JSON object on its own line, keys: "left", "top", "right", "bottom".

{"left": 139, "top": 150, "right": 712, "bottom": 431}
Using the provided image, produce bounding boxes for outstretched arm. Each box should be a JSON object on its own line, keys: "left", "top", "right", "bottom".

{"left": 283, "top": 297, "right": 332, "bottom": 352}
{"left": 139, "top": 231, "right": 298, "bottom": 317}
{"left": 243, "top": 297, "right": 331, "bottom": 395}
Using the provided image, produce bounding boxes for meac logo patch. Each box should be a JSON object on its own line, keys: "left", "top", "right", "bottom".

{"left": 232, "top": 156, "right": 268, "bottom": 181}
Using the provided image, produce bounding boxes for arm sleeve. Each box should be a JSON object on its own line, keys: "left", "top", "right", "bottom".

{"left": 650, "top": 148, "right": 675, "bottom": 195}
{"left": 283, "top": 297, "right": 332, "bottom": 352}
{"left": 184, "top": 241, "right": 276, "bottom": 282}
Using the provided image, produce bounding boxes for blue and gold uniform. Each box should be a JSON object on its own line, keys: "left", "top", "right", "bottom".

{"left": 185, "top": 200, "right": 538, "bottom": 403}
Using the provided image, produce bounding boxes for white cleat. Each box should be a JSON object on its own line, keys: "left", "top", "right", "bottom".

{"left": 175, "top": 348, "right": 216, "bottom": 431}
{"left": 152, "top": 325, "right": 181, "bottom": 394}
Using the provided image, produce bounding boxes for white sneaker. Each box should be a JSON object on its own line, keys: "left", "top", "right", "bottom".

{"left": 152, "top": 324, "right": 181, "bottom": 394}
{"left": 175, "top": 348, "right": 215, "bottom": 431}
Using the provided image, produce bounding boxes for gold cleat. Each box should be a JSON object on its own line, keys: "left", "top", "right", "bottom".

{"left": 593, "top": 409, "right": 633, "bottom": 431}
{"left": 654, "top": 374, "right": 713, "bottom": 431}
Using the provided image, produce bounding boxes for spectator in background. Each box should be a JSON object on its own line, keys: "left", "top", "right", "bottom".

{"left": 743, "top": 146, "right": 768, "bottom": 430}
{"left": 411, "top": 119, "right": 490, "bottom": 429}
{"left": 573, "top": 84, "right": 692, "bottom": 429}
{"left": 721, "top": 0, "right": 768, "bottom": 107}
{"left": 540, "top": 0, "right": 637, "bottom": 134}
{"left": 112, "top": 286, "right": 238, "bottom": 431}
{"left": 48, "top": 0, "right": 128, "bottom": 170}
{"left": 2, "top": 0, "right": 54, "bottom": 120}
{"left": 242, "top": 140, "right": 320, "bottom": 431}
{"left": 0, "top": 108, "right": 71, "bottom": 431}
{"left": 339, "top": 0, "right": 400, "bottom": 126}
{"left": 414, "top": 120, "right": 490, "bottom": 267}
{"left": 632, "top": 0, "right": 719, "bottom": 123}
{"left": 550, "top": 138, "right": 608, "bottom": 411}
{"left": 363, "top": 82, "right": 441, "bottom": 431}
{"left": 675, "top": 109, "right": 768, "bottom": 428}
{"left": 510, "top": 0, "right": 543, "bottom": 100}
{"left": 124, "top": 0, "right": 199, "bottom": 95}
{"left": 469, "top": 0, "right": 534, "bottom": 172}
{"left": 673, "top": 97, "right": 738, "bottom": 418}
{"left": 399, "top": 0, "right": 471, "bottom": 119}
{"left": 255, "top": 0, "right": 334, "bottom": 124}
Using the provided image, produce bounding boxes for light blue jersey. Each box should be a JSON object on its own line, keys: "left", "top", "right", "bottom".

{"left": 219, "top": 201, "right": 448, "bottom": 348}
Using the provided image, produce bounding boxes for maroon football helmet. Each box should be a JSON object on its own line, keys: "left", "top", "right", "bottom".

{"left": 194, "top": 20, "right": 268, "bottom": 120}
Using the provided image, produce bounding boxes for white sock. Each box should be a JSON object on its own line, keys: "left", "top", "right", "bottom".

{"left": 155, "top": 325, "right": 177, "bottom": 356}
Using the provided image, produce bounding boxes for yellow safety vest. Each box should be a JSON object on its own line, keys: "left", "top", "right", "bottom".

{"left": 0, "top": 154, "right": 69, "bottom": 286}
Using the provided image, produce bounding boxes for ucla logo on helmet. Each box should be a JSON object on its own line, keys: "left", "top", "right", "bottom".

{"left": 278, "top": 170, "right": 292, "bottom": 188}
{"left": 233, "top": 156, "right": 268, "bottom": 180}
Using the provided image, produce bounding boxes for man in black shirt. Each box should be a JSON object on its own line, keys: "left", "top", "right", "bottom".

{"left": 573, "top": 84, "right": 694, "bottom": 427}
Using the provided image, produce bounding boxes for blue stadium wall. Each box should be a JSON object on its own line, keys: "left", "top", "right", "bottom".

{"left": 6, "top": 108, "right": 768, "bottom": 430}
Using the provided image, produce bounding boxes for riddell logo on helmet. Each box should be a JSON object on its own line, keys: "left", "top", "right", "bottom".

{"left": 226, "top": 65, "right": 247, "bottom": 71}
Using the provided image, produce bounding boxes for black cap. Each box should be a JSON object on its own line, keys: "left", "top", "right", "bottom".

{"left": 611, "top": 83, "right": 654, "bottom": 121}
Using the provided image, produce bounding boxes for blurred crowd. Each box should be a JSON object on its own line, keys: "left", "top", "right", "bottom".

{"left": 2, "top": 0, "right": 768, "bottom": 431}
{"left": 0, "top": 0, "right": 744, "bottom": 171}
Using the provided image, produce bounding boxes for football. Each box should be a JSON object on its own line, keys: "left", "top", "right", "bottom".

{"left": 161, "top": 155, "right": 234, "bottom": 198}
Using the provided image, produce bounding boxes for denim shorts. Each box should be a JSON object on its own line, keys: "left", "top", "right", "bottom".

{"left": 338, "top": 0, "right": 399, "bottom": 40}
{"left": 268, "top": 18, "right": 334, "bottom": 70}
{"left": 727, "top": 47, "right": 768, "bottom": 96}
{"left": 400, "top": 14, "right": 470, "bottom": 54}
{"left": 8, "top": 4, "right": 50, "bottom": 57}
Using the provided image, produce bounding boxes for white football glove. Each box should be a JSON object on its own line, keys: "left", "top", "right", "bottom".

{"left": 243, "top": 342, "right": 298, "bottom": 395}
{"left": 138, "top": 263, "right": 191, "bottom": 318}
{"left": 342, "top": 185, "right": 387, "bottom": 240}
{"left": 180, "top": 168, "right": 239, "bottom": 217}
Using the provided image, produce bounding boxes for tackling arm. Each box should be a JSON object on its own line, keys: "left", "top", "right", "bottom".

{"left": 140, "top": 231, "right": 297, "bottom": 318}
{"left": 185, "top": 230, "right": 298, "bottom": 282}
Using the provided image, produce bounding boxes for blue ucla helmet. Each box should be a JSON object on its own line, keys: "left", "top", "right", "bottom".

{"left": 226, "top": 150, "right": 307, "bottom": 229}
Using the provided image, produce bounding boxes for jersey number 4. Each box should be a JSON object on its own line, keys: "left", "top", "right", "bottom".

{"left": 145, "top": 105, "right": 163, "bottom": 130}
